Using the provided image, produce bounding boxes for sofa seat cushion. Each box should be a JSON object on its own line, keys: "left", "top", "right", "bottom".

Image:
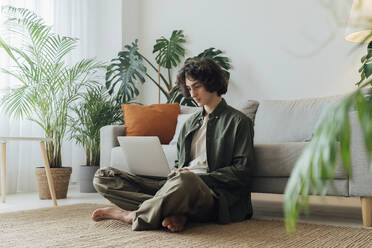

{"left": 111, "top": 144, "right": 178, "bottom": 172}
{"left": 253, "top": 142, "right": 347, "bottom": 179}
{"left": 250, "top": 177, "right": 349, "bottom": 196}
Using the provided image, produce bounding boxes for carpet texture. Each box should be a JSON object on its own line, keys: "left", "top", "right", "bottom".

{"left": 1, "top": 203, "right": 372, "bottom": 248}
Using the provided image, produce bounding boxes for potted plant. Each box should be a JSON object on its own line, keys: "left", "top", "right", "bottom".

{"left": 0, "top": 6, "right": 104, "bottom": 199}
{"left": 284, "top": 1, "right": 372, "bottom": 232}
{"left": 105, "top": 30, "right": 232, "bottom": 106}
{"left": 68, "top": 85, "right": 123, "bottom": 192}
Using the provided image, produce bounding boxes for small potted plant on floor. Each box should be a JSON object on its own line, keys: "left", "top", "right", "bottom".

{"left": 68, "top": 85, "right": 122, "bottom": 192}
{"left": 0, "top": 6, "right": 104, "bottom": 198}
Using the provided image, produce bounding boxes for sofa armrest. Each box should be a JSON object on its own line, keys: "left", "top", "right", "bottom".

{"left": 100, "top": 125, "right": 126, "bottom": 168}
{"left": 349, "top": 111, "right": 372, "bottom": 196}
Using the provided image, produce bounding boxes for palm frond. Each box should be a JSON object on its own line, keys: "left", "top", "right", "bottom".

{"left": 1, "top": 84, "right": 38, "bottom": 119}
{"left": 0, "top": 6, "right": 104, "bottom": 168}
{"left": 68, "top": 85, "right": 122, "bottom": 165}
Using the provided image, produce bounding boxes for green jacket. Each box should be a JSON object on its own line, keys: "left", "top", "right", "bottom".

{"left": 175, "top": 99, "right": 255, "bottom": 224}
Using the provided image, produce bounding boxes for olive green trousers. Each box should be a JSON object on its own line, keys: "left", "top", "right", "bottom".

{"left": 93, "top": 167, "right": 217, "bottom": 231}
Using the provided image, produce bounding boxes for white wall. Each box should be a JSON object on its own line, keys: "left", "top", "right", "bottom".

{"left": 87, "top": 0, "right": 123, "bottom": 61}
{"left": 122, "top": 0, "right": 366, "bottom": 108}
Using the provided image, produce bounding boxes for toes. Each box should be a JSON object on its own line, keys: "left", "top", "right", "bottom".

{"left": 162, "top": 216, "right": 187, "bottom": 232}
{"left": 166, "top": 223, "right": 182, "bottom": 233}
{"left": 162, "top": 218, "right": 170, "bottom": 227}
{"left": 168, "top": 224, "right": 176, "bottom": 232}
{"left": 92, "top": 209, "right": 106, "bottom": 222}
{"left": 92, "top": 213, "right": 102, "bottom": 222}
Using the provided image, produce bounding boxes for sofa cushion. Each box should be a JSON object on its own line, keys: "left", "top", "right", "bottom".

{"left": 254, "top": 96, "right": 342, "bottom": 143}
{"left": 250, "top": 177, "right": 349, "bottom": 196}
{"left": 239, "top": 100, "right": 260, "bottom": 124}
{"left": 253, "top": 142, "right": 347, "bottom": 179}
{"left": 180, "top": 105, "right": 202, "bottom": 114}
{"left": 122, "top": 103, "right": 180, "bottom": 144}
{"left": 169, "top": 113, "right": 193, "bottom": 146}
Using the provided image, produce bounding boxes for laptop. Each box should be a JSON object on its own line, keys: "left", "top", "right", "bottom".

{"left": 117, "top": 136, "right": 171, "bottom": 178}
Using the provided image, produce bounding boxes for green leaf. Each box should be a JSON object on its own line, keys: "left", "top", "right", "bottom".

{"left": 357, "top": 41, "right": 372, "bottom": 86}
{"left": 356, "top": 91, "right": 372, "bottom": 160}
{"left": 364, "top": 63, "right": 372, "bottom": 78}
{"left": 105, "top": 39, "right": 146, "bottom": 103}
{"left": 153, "top": 30, "right": 186, "bottom": 69}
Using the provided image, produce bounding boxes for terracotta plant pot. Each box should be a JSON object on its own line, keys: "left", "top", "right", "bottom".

{"left": 79, "top": 165, "right": 99, "bottom": 193}
{"left": 35, "top": 167, "right": 72, "bottom": 199}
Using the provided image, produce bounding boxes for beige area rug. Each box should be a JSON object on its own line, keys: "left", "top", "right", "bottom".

{"left": 1, "top": 203, "right": 372, "bottom": 248}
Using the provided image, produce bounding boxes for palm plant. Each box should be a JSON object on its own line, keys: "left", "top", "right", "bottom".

{"left": 284, "top": 39, "right": 372, "bottom": 231}
{"left": 105, "top": 30, "right": 232, "bottom": 106}
{"left": 0, "top": 6, "right": 104, "bottom": 168}
{"left": 68, "top": 86, "right": 123, "bottom": 166}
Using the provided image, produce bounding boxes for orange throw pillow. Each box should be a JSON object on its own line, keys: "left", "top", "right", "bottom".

{"left": 122, "top": 103, "right": 181, "bottom": 144}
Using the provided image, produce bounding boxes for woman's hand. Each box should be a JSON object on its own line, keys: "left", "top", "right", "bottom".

{"left": 176, "top": 167, "right": 189, "bottom": 173}
{"left": 167, "top": 167, "right": 190, "bottom": 179}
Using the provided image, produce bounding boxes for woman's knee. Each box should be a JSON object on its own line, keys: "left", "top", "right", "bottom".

{"left": 93, "top": 167, "right": 127, "bottom": 192}
{"left": 171, "top": 171, "right": 202, "bottom": 192}
{"left": 94, "top": 166, "right": 123, "bottom": 178}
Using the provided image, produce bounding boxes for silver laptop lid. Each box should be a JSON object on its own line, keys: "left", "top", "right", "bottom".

{"left": 118, "top": 136, "right": 171, "bottom": 178}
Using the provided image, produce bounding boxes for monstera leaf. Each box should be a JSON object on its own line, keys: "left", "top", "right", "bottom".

{"left": 153, "top": 30, "right": 186, "bottom": 70}
{"left": 187, "top": 48, "right": 232, "bottom": 80}
{"left": 106, "top": 39, "right": 146, "bottom": 103}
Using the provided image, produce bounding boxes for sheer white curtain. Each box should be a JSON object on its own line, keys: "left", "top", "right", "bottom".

{"left": 0, "top": 0, "right": 94, "bottom": 193}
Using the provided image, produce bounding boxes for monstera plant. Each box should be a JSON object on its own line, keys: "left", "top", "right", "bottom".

{"left": 105, "top": 30, "right": 232, "bottom": 106}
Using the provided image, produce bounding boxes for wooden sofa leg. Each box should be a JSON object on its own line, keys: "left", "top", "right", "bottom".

{"left": 361, "top": 197, "right": 372, "bottom": 227}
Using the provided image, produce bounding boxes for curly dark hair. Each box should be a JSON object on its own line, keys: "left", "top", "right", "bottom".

{"left": 176, "top": 58, "right": 228, "bottom": 97}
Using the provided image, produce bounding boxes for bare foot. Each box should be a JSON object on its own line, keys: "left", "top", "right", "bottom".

{"left": 162, "top": 215, "right": 187, "bottom": 232}
{"left": 92, "top": 207, "right": 135, "bottom": 224}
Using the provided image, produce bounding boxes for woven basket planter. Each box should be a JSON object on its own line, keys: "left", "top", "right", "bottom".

{"left": 35, "top": 167, "right": 72, "bottom": 199}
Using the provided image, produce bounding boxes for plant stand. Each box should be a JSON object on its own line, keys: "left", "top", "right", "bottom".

{"left": 0, "top": 137, "right": 57, "bottom": 206}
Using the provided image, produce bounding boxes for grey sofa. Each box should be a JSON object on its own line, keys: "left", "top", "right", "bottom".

{"left": 100, "top": 95, "right": 372, "bottom": 227}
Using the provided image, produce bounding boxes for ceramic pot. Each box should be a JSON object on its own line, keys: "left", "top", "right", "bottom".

{"left": 79, "top": 165, "right": 99, "bottom": 193}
